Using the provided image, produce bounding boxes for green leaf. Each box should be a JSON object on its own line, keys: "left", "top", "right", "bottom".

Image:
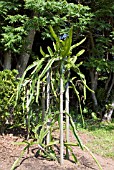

{"left": 16, "top": 61, "right": 38, "bottom": 102}
{"left": 31, "top": 58, "right": 44, "bottom": 75}
{"left": 10, "top": 144, "right": 29, "bottom": 170}
{"left": 33, "top": 124, "right": 43, "bottom": 139}
{"left": 49, "top": 25, "right": 60, "bottom": 51}
{"left": 65, "top": 144, "right": 77, "bottom": 163}
{"left": 40, "top": 46, "right": 46, "bottom": 57}
{"left": 71, "top": 37, "right": 86, "bottom": 51}
{"left": 65, "top": 112, "right": 83, "bottom": 149}
{"left": 61, "top": 27, "right": 73, "bottom": 58}
{"left": 53, "top": 42, "right": 57, "bottom": 51}
{"left": 47, "top": 46, "right": 54, "bottom": 57}
{"left": 76, "top": 49, "right": 85, "bottom": 57}
{"left": 45, "top": 141, "right": 59, "bottom": 148}
{"left": 70, "top": 80, "right": 85, "bottom": 127}
{"left": 64, "top": 142, "right": 78, "bottom": 147}
{"left": 83, "top": 145, "right": 103, "bottom": 170}
{"left": 61, "top": 38, "right": 71, "bottom": 58}
{"left": 39, "top": 58, "right": 56, "bottom": 79}
{"left": 36, "top": 79, "right": 40, "bottom": 103}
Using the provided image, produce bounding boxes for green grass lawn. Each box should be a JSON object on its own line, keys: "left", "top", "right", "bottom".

{"left": 78, "top": 119, "right": 114, "bottom": 159}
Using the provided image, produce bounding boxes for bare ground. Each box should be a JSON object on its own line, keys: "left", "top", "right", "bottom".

{"left": 0, "top": 131, "right": 114, "bottom": 170}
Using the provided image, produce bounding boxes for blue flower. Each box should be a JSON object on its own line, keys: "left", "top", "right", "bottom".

{"left": 60, "top": 33, "right": 68, "bottom": 40}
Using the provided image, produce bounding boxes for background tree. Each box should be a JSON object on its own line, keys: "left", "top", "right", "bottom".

{"left": 0, "top": 0, "right": 92, "bottom": 74}
{"left": 0, "top": 0, "right": 114, "bottom": 125}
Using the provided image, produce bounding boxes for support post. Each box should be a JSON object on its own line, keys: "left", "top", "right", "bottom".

{"left": 65, "top": 79, "right": 70, "bottom": 159}
{"left": 26, "top": 87, "right": 29, "bottom": 141}
{"left": 60, "top": 64, "right": 64, "bottom": 165}
{"left": 42, "top": 82, "right": 45, "bottom": 122}
{"left": 47, "top": 69, "right": 51, "bottom": 144}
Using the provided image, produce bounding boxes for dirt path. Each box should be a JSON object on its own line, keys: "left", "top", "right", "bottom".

{"left": 0, "top": 133, "right": 114, "bottom": 170}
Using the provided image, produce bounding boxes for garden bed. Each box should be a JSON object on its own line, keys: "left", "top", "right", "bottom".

{"left": 0, "top": 130, "right": 114, "bottom": 170}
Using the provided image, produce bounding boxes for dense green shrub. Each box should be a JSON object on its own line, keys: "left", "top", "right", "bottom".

{"left": 0, "top": 69, "right": 23, "bottom": 132}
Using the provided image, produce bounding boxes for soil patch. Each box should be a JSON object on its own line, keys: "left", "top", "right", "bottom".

{"left": 0, "top": 132, "right": 114, "bottom": 170}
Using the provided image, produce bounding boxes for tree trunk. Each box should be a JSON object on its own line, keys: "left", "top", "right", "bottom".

{"left": 102, "top": 101, "right": 114, "bottom": 122}
{"left": 16, "top": 29, "right": 36, "bottom": 77}
{"left": 90, "top": 69, "right": 98, "bottom": 111}
{"left": 4, "top": 51, "right": 11, "bottom": 70}
{"left": 105, "top": 73, "right": 114, "bottom": 103}
{"left": 103, "top": 108, "right": 113, "bottom": 122}
{"left": 102, "top": 74, "right": 114, "bottom": 121}
{"left": 105, "top": 73, "right": 111, "bottom": 90}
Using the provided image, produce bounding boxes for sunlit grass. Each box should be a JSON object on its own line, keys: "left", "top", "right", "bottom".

{"left": 78, "top": 119, "right": 114, "bottom": 159}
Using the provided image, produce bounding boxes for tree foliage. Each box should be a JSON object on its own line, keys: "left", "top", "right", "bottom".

{"left": 0, "top": 69, "right": 21, "bottom": 132}
{"left": 0, "top": 0, "right": 114, "bottom": 124}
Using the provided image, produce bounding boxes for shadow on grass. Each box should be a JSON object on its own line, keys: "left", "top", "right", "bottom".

{"left": 76, "top": 118, "right": 114, "bottom": 132}
{"left": 84, "top": 119, "right": 114, "bottom": 132}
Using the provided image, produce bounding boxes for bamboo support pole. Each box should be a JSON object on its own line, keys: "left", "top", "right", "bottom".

{"left": 60, "top": 64, "right": 64, "bottom": 165}
{"left": 65, "top": 80, "right": 70, "bottom": 159}
{"left": 47, "top": 69, "right": 51, "bottom": 144}
{"left": 26, "top": 88, "right": 29, "bottom": 141}
{"left": 42, "top": 82, "right": 45, "bottom": 122}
